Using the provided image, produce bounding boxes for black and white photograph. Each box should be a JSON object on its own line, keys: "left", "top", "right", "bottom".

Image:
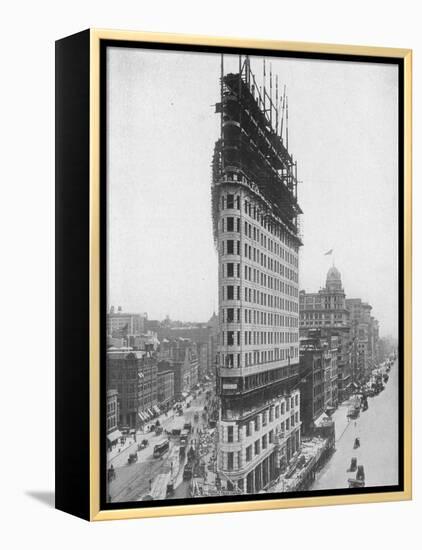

{"left": 3, "top": 0, "right": 420, "bottom": 542}
{"left": 104, "top": 44, "right": 401, "bottom": 506}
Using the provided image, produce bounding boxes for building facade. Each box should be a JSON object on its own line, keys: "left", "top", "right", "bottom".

{"left": 212, "top": 59, "right": 302, "bottom": 492}
{"left": 217, "top": 390, "right": 301, "bottom": 492}
{"left": 157, "top": 321, "right": 218, "bottom": 379}
{"left": 107, "top": 306, "right": 145, "bottom": 340}
{"left": 133, "top": 331, "right": 160, "bottom": 352}
{"left": 369, "top": 317, "right": 380, "bottom": 367}
{"left": 299, "top": 339, "right": 325, "bottom": 435}
{"left": 107, "top": 350, "right": 142, "bottom": 428}
{"left": 324, "top": 335, "right": 338, "bottom": 408}
{"left": 197, "top": 342, "right": 209, "bottom": 381}
{"left": 106, "top": 389, "right": 120, "bottom": 447}
{"left": 106, "top": 350, "right": 158, "bottom": 428}
{"left": 158, "top": 338, "right": 199, "bottom": 397}
{"left": 157, "top": 370, "right": 175, "bottom": 407}
{"left": 346, "top": 298, "right": 379, "bottom": 384}
{"left": 299, "top": 333, "right": 338, "bottom": 435}
{"left": 138, "top": 355, "right": 158, "bottom": 417}
{"left": 299, "top": 266, "right": 350, "bottom": 403}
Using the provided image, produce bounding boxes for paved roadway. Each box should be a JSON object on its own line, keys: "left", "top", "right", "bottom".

{"left": 168, "top": 407, "right": 214, "bottom": 500}
{"left": 311, "top": 360, "right": 399, "bottom": 490}
{"left": 108, "top": 385, "right": 214, "bottom": 502}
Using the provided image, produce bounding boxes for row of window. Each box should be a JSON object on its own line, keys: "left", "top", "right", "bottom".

{"left": 221, "top": 193, "right": 241, "bottom": 211}
{"left": 222, "top": 419, "right": 300, "bottom": 470}
{"left": 106, "top": 417, "right": 117, "bottom": 430}
{"left": 220, "top": 345, "right": 299, "bottom": 367}
{"left": 222, "top": 307, "right": 298, "bottom": 328}
{"left": 224, "top": 397, "right": 300, "bottom": 440}
{"left": 220, "top": 194, "right": 300, "bottom": 254}
{"left": 222, "top": 285, "right": 298, "bottom": 313}
{"left": 221, "top": 239, "right": 299, "bottom": 284}
{"left": 222, "top": 262, "right": 298, "bottom": 300}
{"left": 243, "top": 219, "right": 298, "bottom": 267}
{"left": 222, "top": 239, "right": 241, "bottom": 256}
{"left": 301, "top": 303, "right": 346, "bottom": 311}
{"left": 243, "top": 198, "right": 299, "bottom": 252}
{"left": 108, "top": 369, "right": 138, "bottom": 380}
{"left": 224, "top": 285, "right": 241, "bottom": 301}
{"left": 245, "top": 431, "right": 274, "bottom": 461}
{"left": 113, "top": 384, "right": 157, "bottom": 398}
{"left": 301, "top": 312, "right": 346, "bottom": 319}
{"left": 223, "top": 262, "right": 240, "bottom": 279}
{"left": 221, "top": 216, "right": 241, "bottom": 233}
{"left": 300, "top": 321, "right": 334, "bottom": 327}
{"left": 244, "top": 416, "right": 299, "bottom": 455}
{"left": 243, "top": 243, "right": 298, "bottom": 283}
{"left": 222, "top": 330, "right": 298, "bottom": 347}
{"left": 243, "top": 286, "right": 298, "bottom": 312}
{"left": 220, "top": 215, "right": 298, "bottom": 269}
{"left": 243, "top": 265, "right": 298, "bottom": 297}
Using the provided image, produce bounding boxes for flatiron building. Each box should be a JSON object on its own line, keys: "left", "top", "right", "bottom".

{"left": 212, "top": 57, "right": 303, "bottom": 493}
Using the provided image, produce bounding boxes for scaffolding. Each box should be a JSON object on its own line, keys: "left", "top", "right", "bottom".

{"left": 212, "top": 55, "right": 302, "bottom": 245}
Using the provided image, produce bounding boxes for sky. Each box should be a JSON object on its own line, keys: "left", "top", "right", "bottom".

{"left": 107, "top": 47, "right": 398, "bottom": 337}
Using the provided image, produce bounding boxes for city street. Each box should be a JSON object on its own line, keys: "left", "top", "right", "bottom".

{"left": 169, "top": 407, "right": 214, "bottom": 500}
{"left": 311, "top": 360, "right": 399, "bottom": 490}
{"left": 108, "top": 384, "right": 214, "bottom": 502}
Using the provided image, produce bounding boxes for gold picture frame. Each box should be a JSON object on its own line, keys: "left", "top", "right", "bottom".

{"left": 55, "top": 28, "right": 412, "bottom": 521}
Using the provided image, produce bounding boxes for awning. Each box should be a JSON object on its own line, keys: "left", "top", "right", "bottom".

{"left": 147, "top": 408, "right": 154, "bottom": 417}
{"left": 181, "top": 392, "right": 188, "bottom": 399}
{"left": 107, "top": 429, "right": 121, "bottom": 442}
{"left": 314, "top": 412, "right": 330, "bottom": 428}
{"left": 138, "top": 412, "right": 146, "bottom": 422}
{"left": 153, "top": 405, "right": 161, "bottom": 415}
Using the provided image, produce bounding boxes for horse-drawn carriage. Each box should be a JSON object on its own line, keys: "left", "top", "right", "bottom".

{"left": 138, "top": 439, "right": 149, "bottom": 451}
{"left": 348, "top": 465, "right": 365, "bottom": 488}
{"left": 347, "top": 457, "right": 357, "bottom": 472}
{"left": 127, "top": 452, "right": 138, "bottom": 465}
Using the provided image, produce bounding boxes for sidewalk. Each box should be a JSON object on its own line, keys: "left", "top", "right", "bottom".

{"left": 107, "top": 436, "right": 139, "bottom": 465}
{"left": 332, "top": 401, "right": 353, "bottom": 443}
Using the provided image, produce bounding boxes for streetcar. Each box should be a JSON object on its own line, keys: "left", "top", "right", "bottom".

{"left": 153, "top": 439, "right": 170, "bottom": 458}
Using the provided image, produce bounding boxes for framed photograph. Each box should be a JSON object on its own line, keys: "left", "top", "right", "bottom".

{"left": 55, "top": 29, "right": 412, "bottom": 521}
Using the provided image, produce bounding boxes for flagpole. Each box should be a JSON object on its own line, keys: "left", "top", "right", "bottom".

{"left": 323, "top": 249, "right": 335, "bottom": 276}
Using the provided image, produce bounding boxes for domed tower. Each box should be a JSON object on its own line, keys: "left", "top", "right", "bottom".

{"left": 326, "top": 265, "right": 343, "bottom": 292}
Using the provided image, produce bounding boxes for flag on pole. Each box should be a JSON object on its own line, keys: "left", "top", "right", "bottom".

{"left": 324, "top": 249, "right": 333, "bottom": 256}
